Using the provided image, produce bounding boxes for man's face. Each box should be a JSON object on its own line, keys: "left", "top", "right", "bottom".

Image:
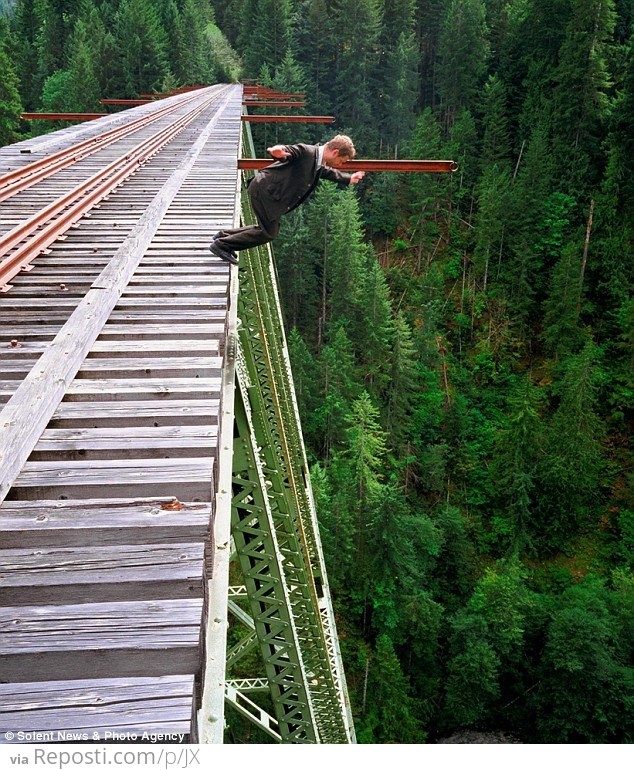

{"left": 324, "top": 148, "right": 350, "bottom": 168}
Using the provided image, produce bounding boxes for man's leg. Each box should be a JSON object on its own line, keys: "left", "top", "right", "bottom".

{"left": 209, "top": 188, "right": 280, "bottom": 264}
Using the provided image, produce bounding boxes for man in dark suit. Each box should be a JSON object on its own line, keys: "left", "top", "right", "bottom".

{"left": 209, "top": 134, "right": 365, "bottom": 265}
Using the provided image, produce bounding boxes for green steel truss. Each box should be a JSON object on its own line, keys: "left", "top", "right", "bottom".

{"left": 225, "top": 123, "right": 355, "bottom": 744}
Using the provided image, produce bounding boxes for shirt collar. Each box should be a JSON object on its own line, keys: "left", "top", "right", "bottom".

{"left": 317, "top": 145, "right": 324, "bottom": 168}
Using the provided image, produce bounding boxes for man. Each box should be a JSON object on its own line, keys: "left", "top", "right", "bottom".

{"left": 209, "top": 134, "right": 365, "bottom": 265}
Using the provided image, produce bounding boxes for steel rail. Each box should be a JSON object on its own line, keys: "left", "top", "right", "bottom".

{"left": 0, "top": 88, "right": 227, "bottom": 291}
{"left": 0, "top": 89, "right": 214, "bottom": 202}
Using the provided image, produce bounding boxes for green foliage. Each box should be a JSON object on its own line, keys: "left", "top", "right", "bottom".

{"left": 535, "top": 575, "right": 632, "bottom": 742}
{"left": 0, "top": 29, "right": 22, "bottom": 144}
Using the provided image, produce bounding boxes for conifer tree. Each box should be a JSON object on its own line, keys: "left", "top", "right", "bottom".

{"left": 114, "top": 0, "right": 170, "bottom": 97}
{"left": 10, "top": 0, "right": 42, "bottom": 109}
{"left": 65, "top": 17, "right": 101, "bottom": 111}
{"left": 435, "top": 0, "right": 489, "bottom": 128}
{"left": 492, "top": 376, "right": 544, "bottom": 555}
{"left": 550, "top": 0, "right": 616, "bottom": 192}
{"left": 0, "top": 26, "right": 23, "bottom": 146}
{"left": 538, "top": 341, "right": 607, "bottom": 548}
{"left": 357, "top": 634, "right": 423, "bottom": 743}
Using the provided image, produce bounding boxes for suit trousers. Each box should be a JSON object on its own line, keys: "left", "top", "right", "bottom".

{"left": 216, "top": 185, "right": 280, "bottom": 252}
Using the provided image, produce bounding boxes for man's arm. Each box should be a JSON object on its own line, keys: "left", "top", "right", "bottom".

{"left": 320, "top": 167, "right": 366, "bottom": 185}
{"left": 267, "top": 145, "right": 293, "bottom": 159}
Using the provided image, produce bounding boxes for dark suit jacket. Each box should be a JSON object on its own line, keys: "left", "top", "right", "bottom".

{"left": 248, "top": 143, "right": 353, "bottom": 221}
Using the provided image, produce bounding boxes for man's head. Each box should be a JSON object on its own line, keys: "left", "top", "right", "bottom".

{"left": 323, "top": 135, "right": 356, "bottom": 168}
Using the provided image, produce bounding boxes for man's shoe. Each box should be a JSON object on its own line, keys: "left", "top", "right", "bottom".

{"left": 209, "top": 240, "right": 239, "bottom": 265}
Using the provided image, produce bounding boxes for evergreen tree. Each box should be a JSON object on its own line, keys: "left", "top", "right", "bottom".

{"left": 491, "top": 376, "right": 544, "bottom": 555}
{"left": 538, "top": 341, "right": 607, "bottom": 548}
{"left": 479, "top": 73, "right": 511, "bottom": 170}
{"left": 113, "top": 0, "right": 170, "bottom": 97}
{"left": 435, "top": 0, "right": 489, "bottom": 128}
{"left": 550, "top": 0, "right": 617, "bottom": 192}
{"left": 379, "top": 2, "right": 419, "bottom": 147}
{"left": 356, "top": 634, "right": 424, "bottom": 743}
{"left": 65, "top": 16, "right": 101, "bottom": 111}
{"left": 10, "top": 0, "right": 42, "bottom": 109}
{"left": 240, "top": 0, "right": 291, "bottom": 77}
{"left": 535, "top": 576, "right": 632, "bottom": 742}
{"left": 0, "top": 21, "right": 23, "bottom": 146}
{"left": 330, "top": 0, "right": 382, "bottom": 148}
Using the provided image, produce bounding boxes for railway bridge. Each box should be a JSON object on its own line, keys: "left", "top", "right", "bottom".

{"left": 0, "top": 84, "right": 455, "bottom": 744}
{"left": 0, "top": 83, "right": 355, "bottom": 744}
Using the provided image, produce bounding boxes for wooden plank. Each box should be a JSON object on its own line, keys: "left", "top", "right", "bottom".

{"left": 0, "top": 599, "right": 203, "bottom": 681}
{"left": 1, "top": 358, "right": 221, "bottom": 379}
{"left": 49, "top": 399, "right": 220, "bottom": 427}
{"left": 31, "top": 425, "right": 217, "bottom": 460}
{"left": 0, "top": 675, "right": 195, "bottom": 737}
{"left": 89, "top": 338, "right": 221, "bottom": 352}
{"left": 0, "top": 543, "right": 205, "bottom": 605}
{"left": 0, "top": 498, "right": 211, "bottom": 548}
{"left": 15, "top": 457, "right": 213, "bottom": 484}
{"left": 63, "top": 378, "right": 221, "bottom": 400}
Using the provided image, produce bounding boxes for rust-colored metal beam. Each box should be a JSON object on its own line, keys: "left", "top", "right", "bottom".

{"left": 241, "top": 115, "right": 335, "bottom": 123}
{"left": 238, "top": 158, "right": 458, "bottom": 173}
{"left": 99, "top": 99, "right": 152, "bottom": 105}
{"left": 21, "top": 113, "right": 105, "bottom": 121}
{"left": 244, "top": 91, "right": 306, "bottom": 99}
{"left": 242, "top": 101, "right": 306, "bottom": 108}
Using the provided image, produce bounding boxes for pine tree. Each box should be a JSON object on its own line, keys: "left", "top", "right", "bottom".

{"left": 0, "top": 35, "right": 22, "bottom": 147}
{"left": 550, "top": 0, "right": 616, "bottom": 192}
{"left": 538, "top": 341, "right": 607, "bottom": 548}
{"left": 65, "top": 17, "right": 101, "bottom": 111}
{"left": 378, "top": 1, "right": 418, "bottom": 147}
{"left": 10, "top": 0, "right": 42, "bottom": 109}
{"left": 330, "top": 0, "right": 382, "bottom": 148}
{"left": 357, "top": 634, "right": 423, "bottom": 743}
{"left": 491, "top": 376, "right": 544, "bottom": 555}
{"left": 435, "top": 0, "right": 489, "bottom": 128}
{"left": 114, "top": 0, "right": 170, "bottom": 97}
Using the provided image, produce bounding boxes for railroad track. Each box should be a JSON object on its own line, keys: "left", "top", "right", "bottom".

{"left": 0, "top": 84, "right": 243, "bottom": 740}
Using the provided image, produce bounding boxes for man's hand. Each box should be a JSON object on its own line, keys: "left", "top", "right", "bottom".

{"left": 267, "top": 145, "right": 291, "bottom": 159}
{"left": 349, "top": 171, "right": 365, "bottom": 184}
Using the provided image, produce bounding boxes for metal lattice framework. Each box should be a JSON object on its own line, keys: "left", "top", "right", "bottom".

{"left": 224, "top": 121, "right": 355, "bottom": 744}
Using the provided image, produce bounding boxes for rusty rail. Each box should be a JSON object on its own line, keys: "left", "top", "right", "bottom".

{"left": 0, "top": 90, "right": 211, "bottom": 203}
{"left": 0, "top": 89, "right": 227, "bottom": 291}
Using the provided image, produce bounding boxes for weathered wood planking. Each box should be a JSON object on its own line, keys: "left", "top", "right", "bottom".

{"left": 0, "top": 498, "right": 211, "bottom": 548}
{"left": 0, "top": 543, "right": 204, "bottom": 605}
{"left": 9, "top": 457, "right": 214, "bottom": 500}
{"left": 0, "top": 599, "right": 204, "bottom": 681}
{"left": 49, "top": 399, "right": 220, "bottom": 427}
{"left": 0, "top": 675, "right": 196, "bottom": 738}
{"left": 0, "top": 84, "right": 245, "bottom": 738}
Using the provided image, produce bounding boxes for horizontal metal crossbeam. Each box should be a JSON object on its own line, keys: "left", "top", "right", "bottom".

{"left": 238, "top": 158, "right": 458, "bottom": 172}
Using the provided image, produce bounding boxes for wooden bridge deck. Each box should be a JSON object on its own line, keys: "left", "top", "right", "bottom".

{"left": 0, "top": 85, "right": 243, "bottom": 741}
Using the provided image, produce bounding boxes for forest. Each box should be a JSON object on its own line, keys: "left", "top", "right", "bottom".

{"left": 0, "top": 0, "right": 632, "bottom": 745}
